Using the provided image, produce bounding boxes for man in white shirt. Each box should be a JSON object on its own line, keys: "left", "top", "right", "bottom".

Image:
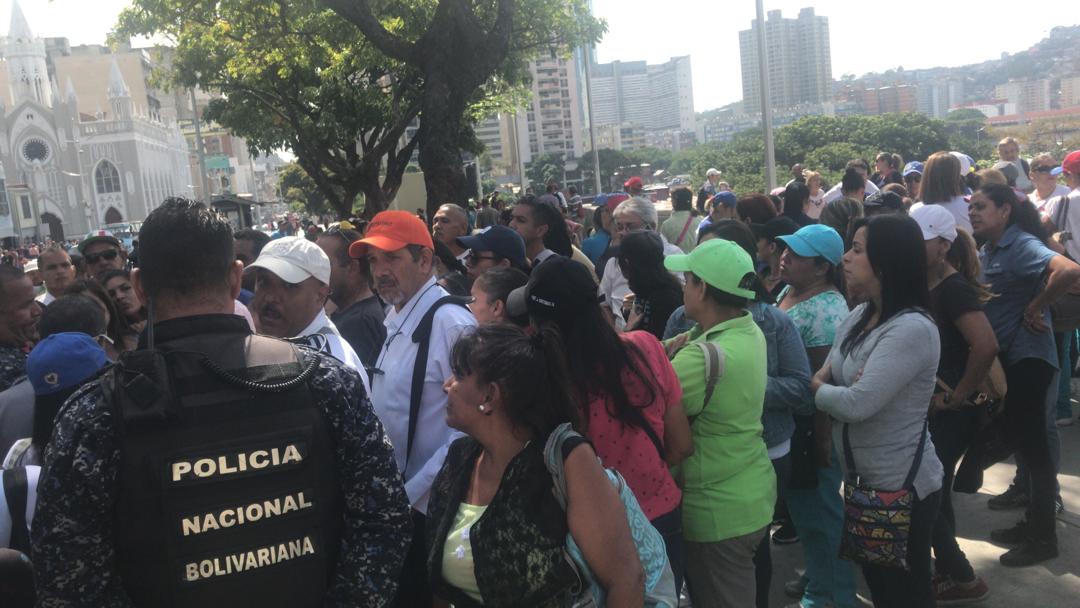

{"left": 1030, "top": 154, "right": 1072, "bottom": 218}
{"left": 1043, "top": 151, "right": 1080, "bottom": 260}
{"left": 822, "top": 159, "right": 879, "bottom": 204}
{"left": 246, "top": 236, "right": 369, "bottom": 393}
{"left": 349, "top": 210, "right": 476, "bottom": 608}
{"left": 34, "top": 247, "right": 75, "bottom": 307}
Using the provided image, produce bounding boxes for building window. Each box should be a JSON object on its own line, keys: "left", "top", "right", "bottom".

{"left": 20, "top": 195, "right": 32, "bottom": 219}
{"left": 95, "top": 161, "right": 122, "bottom": 194}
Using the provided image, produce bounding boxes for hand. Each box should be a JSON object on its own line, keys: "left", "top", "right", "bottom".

{"left": 1023, "top": 305, "right": 1049, "bottom": 334}
{"left": 665, "top": 333, "right": 690, "bottom": 359}
{"left": 625, "top": 306, "right": 643, "bottom": 331}
{"left": 810, "top": 362, "right": 832, "bottom": 394}
{"left": 930, "top": 392, "right": 957, "bottom": 411}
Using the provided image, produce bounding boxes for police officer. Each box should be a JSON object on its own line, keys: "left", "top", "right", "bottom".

{"left": 32, "top": 198, "right": 412, "bottom": 607}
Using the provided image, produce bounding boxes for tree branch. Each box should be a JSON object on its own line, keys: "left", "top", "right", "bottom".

{"left": 321, "top": 0, "right": 414, "bottom": 62}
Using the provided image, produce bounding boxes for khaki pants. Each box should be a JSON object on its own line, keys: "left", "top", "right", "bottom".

{"left": 684, "top": 526, "right": 768, "bottom": 608}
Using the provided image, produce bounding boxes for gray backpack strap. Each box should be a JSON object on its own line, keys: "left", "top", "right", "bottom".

{"left": 697, "top": 341, "right": 725, "bottom": 412}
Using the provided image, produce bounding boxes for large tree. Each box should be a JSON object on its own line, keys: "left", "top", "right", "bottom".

{"left": 113, "top": 0, "right": 421, "bottom": 219}
{"left": 323, "top": 0, "right": 604, "bottom": 216}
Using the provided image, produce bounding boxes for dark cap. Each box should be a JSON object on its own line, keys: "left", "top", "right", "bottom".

{"left": 751, "top": 216, "right": 799, "bottom": 242}
{"left": 77, "top": 230, "right": 122, "bottom": 254}
{"left": 506, "top": 256, "right": 596, "bottom": 321}
{"left": 456, "top": 226, "right": 527, "bottom": 270}
{"left": 863, "top": 191, "right": 905, "bottom": 212}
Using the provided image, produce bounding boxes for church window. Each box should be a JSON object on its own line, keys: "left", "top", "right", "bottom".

{"left": 21, "top": 138, "right": 49, "bottom": 162}
{"left": 95, "top": 160, "right": 122, "bottom": 194}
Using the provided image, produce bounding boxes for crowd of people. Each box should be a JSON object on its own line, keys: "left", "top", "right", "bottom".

{"left": 0, "top": 139, "right": 1078, "bottom": 608}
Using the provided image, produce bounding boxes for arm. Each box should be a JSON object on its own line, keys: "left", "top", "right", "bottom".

{"left": 662, "top": 403, "right": 693, "bottom": 466}
{"left": 564, "top": 444, "right": 645, "bottom": 607}
{"left": 936, "top": 311, "right": 999, "bottom": 409}
{"left": 764, "top": 316, "right": 812, "bottom": 416}
{"left": 31, "top": 388, "right": 133, "bottom": 607}
{"left": 815, "top": 318, "right": 939, "bottom": 423}
{"left": 1025, "top": 254, "right": 1080, "bottom": 333}
{"left": 315, "top": 362, "right": 413, "bottom": 606}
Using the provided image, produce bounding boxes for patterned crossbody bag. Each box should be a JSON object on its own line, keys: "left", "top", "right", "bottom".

{"left": 838, "top": 418, "right": 928, "bottom": 570}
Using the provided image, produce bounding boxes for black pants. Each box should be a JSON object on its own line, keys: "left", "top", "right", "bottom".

{"left": 753, "top": 452, "right": 791, "bottom": 608}
{"left": 1002, "top": 359, "right": 1058, "bottom": 542}
{"left": 391, "top": 509, "right": 432, "bottom": 608}
{"left": 929, "top": 406, "right": 980, "bottom": 582}
{"left": 651, "top": 505, "right": 685, "bottom": 594}
{"left": 862, "top": 489, "right": 941, "bottom": 608}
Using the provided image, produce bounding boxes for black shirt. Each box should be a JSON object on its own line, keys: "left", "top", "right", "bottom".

{"left": 929, "top": 273, "right": 983, "bottom": 385}
{"left": 331, "top": 296, "right": 387, "bottom": 368}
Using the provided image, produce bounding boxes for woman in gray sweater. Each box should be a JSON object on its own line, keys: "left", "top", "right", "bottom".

{"left": 811, "top": 214, "right": 944, "bottom": 608}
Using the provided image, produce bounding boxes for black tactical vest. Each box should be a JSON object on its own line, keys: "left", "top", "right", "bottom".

{"left": 106, "top": 332, "right": 343, "bottom": 607}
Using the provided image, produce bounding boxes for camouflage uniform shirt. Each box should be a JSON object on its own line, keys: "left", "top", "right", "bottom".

{"left": 0, "top": 344, "right": 27, "bottom": 392}
{"left": 31, "top": 314, "right": 412, "bottom": 607}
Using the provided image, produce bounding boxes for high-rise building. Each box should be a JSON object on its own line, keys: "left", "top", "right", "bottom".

{"left": 1062, "top": 75, "right": 1080, "bottom": 109}
{"left": 738, "top": 8, "right": 832, "bottom": 111}
{"left": 860, "top": 85, "right": 917, "bottom": 115}
{"left": 994, "top": 79, "right": 1052, "bottom": 114}
{"left": 588, "top": 56, "right": 695, "bottom": 151}
{"left": 917, "top": 78, "right": 965, "bottom": 118}
{"left": 516, "top": 50, "right": 585, "bottom": 165}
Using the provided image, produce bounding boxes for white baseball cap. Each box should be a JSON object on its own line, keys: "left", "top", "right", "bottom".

{"left": 950, "top": 151, "right": 974, "bottom": 176}
{"left": 911, "top": 204, "right": 958, "bottom": 243}
{"left": 706, "top": 168, "right": 722, "bottom": 177}
{"left": 245, "top": 236, "right": 331, "bottom": 285}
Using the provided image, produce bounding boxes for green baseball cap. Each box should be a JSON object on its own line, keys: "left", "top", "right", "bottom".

{"left": 664, "top": 238, "right": 757, "bottom": 299}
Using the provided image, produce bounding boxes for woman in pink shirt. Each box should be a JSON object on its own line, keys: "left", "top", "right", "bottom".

{"left": 506, "top": 256, "right": 694, "bottom": 591}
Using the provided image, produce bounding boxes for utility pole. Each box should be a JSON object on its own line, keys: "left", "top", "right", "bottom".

{"left": 755, "top": 0, "right": 777, "bottom": 190}
{"left": 190, "top": 88, "right": 211, "bottom": 204}
{"left": 582, "top": 47, "right": 601, "bottom": 195}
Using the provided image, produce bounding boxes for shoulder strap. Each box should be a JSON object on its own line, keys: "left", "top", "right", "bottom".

{"left": 542, "top": 422, "right": 581, "bottom": 510}
{"left": 696, "top": 341, "right": 725, "bottom": 413}
{"left": 675, "top": 214, "right": 694, "bottom": 246}
{"left": 842, "top": 418, "right": 928, "bottom": 489}
{"left": 3, "top": 467, "right": 31, "bottom": 554}
{"left": 406, "top": 295, "right": 472, "bottom": 468}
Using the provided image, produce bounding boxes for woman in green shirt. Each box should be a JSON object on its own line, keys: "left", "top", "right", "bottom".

{"left": 665, "top": 238, "right": 776, "bottom": 608}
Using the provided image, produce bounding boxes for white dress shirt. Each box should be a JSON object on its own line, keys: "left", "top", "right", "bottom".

{"left": 35, "top": 291, "right": 55, "bottom": 306}
{"left": 370, "top": 276, "right": 476, "bottom": 513}
{"left": 295, "top": 309, "right": 370, "bottom": 396}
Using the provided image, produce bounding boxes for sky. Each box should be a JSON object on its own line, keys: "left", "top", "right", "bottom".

{"left": 5, "top": 0, "right": 1077, "bottom": 112}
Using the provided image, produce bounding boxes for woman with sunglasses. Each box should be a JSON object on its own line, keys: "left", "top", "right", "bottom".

{"left": 427, "top": 323, "right": 644, "bottom": 606}
{"left": 969, "top": 184, "right": 1080, "bottom": 567}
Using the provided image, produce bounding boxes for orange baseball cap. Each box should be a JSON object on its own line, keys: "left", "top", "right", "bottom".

{"left": 349, "top": 210, "right": 434, "bottom": 257}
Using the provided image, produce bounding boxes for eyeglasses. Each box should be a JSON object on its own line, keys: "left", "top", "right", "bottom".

{"left": 94, "top": 333, "right": 114, "bottom": 347}
{"left": 1032, "top": 166, "right": 1055, "bottom": 173}
{"left": 85, "top": 249, "right": 119, "bottom": 265}
{"left": 467, "top": 252, "right": 499, "bottom": 267}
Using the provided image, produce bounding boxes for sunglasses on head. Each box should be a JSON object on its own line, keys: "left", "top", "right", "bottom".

{"left": 85, "top": 249, "right": 119, "bottom": 264}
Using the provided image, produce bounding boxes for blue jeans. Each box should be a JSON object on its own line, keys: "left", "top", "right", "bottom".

{"left": 652, "top": 505, "right": 685, "bottom": 595}
{"left": 1055, "top": 331, "right": 1074, "bottom": 420}
{"left": 786, "top": 446, "right": 857, "bottom": 608}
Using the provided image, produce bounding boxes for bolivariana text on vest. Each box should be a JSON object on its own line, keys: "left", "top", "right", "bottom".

{"left": 184, "top": 535, "right": 316, "bottom": 582}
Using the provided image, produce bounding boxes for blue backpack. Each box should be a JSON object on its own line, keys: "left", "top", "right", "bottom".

{"left": 542, "top": 423, "right": 677, "bottom": 607}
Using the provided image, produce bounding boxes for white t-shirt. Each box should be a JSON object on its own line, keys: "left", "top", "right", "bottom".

{"left": 822, "top": 179, "right": 879, "bottom": 204}
{"left": 0, "top": 465, "right": 40, "bottom": 550}
{"left": 1033, "top": 185, "right": 1072, "bottom": 218}
{"left": 806, "top": 191, "right": 826, "bottom": 220}
{"left": 1044, "top": 189, "right": 1080, "bottom": 260}
{"left": 295, "top": 310, "right": 370, "bottom": 396}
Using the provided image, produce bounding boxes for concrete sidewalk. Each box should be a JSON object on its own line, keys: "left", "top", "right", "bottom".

{"left": 768, "top": 405, "right": 1080, "bottom": 607}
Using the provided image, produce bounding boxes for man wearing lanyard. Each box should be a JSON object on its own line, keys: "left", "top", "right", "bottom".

{"left": 350, "top": 210, "right": 477, "bottom": 607}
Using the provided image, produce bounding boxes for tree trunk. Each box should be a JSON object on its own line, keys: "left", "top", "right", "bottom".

{"left": 416, "top": 79, "right": 470, "bottom": 218}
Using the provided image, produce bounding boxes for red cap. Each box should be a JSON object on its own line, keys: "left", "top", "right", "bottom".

{"left": 349, "top": 210, "right": 433, "bottom": 257}
{"left": 623, "top": 176, "right": 643, "bottom": 190}
{"left": 605, "top": 193, "right": 630, "bottom": 212}
{"left": 1060, "top": 150, "right": 1080, "bottom": 176}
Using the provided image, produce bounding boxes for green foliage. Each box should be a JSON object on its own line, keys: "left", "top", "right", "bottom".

{"left": 526, "top": 153, "right": 565, "bottom": 188}
{"left": 279, "top": 162, "right": 330, "bottom": 217}
{"left": 112, "top": 0, "right": 419, "bottom": 219}
{"left": 580, "top": 148, "right": 629, "bottom": 193}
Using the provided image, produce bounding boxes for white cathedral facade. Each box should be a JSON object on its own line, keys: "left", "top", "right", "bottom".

{"left": 0, "top": 1, "right": 193, "bottom": 243}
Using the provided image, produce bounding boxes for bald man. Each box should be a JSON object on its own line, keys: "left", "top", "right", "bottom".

{"left": 432, "top": 203, "right": 470, "bottom": 262}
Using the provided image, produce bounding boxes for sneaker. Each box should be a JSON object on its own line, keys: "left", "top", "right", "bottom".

{"left": 772, "top": 522, "right": 799, "bottom": 545}
{"left": 935, "top": 576, "right": 990, "bottom": 605}
{"left": 990, "top": 520, "right": 1033, "bottom": 545}
{"left": 1055, "top": 417, "right": 1074, "bottom": 427}
{"left": 1056, "top": 497, "right": 1065, "bottom": 514}
{"left": 784, "top": 576, "right": 808, "bottom": 599}
{"left": 1000, "top": 540, "right": 1058, "bottom": 567}
{"left": 987, "top": 484, "right": 1029, "bottom": 510}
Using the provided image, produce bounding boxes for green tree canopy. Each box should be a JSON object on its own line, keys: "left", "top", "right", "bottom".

{"left": 113, "top": 0, "right": 420, "bottom": 219}
{"left": 526, "top": 153, "right": 565, "bottom": 188}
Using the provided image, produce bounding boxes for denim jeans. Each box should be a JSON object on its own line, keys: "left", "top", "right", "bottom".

{"left": 753, "top": 453, "right": 791, "bottom": 608}
{"left": 786, "top": 446, "right": 857, "bottom": 608}
{"left": 1054, "top": 331, "right": 1075, "bottom": 420}
{"left": 652, "top": 505, "right": 685, "bottom": 594}
{"left": 861, "top": 489, "right": 942, "bottom": 608}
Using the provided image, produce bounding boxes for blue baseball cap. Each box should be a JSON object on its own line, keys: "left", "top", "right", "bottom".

{"left": 711, "top": 190, "right": 738, "bottom": 208}
{"left": 27, "top": 333, "right": 109, "bottom": 396}
{"left": 777, "top": 224, "right": 844, "bottom": 266}
{"left": 456, "top": 225, "right": 527, "bottom": 270}
{"left": 903, "top": 161, "right": 924, "bottom": 177}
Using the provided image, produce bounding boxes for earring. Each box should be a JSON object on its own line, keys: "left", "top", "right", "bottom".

{"left": 477, "top": 403, "right": 488, "bottom": 413}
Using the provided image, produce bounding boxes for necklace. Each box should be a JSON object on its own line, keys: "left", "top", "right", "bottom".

{"left": 373, "top": 281, "right": 440, "bottom": 372}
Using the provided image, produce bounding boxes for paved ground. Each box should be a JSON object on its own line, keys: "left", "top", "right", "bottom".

{"left": 767, "top": 397, "right": 1080, "bottom": 607}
